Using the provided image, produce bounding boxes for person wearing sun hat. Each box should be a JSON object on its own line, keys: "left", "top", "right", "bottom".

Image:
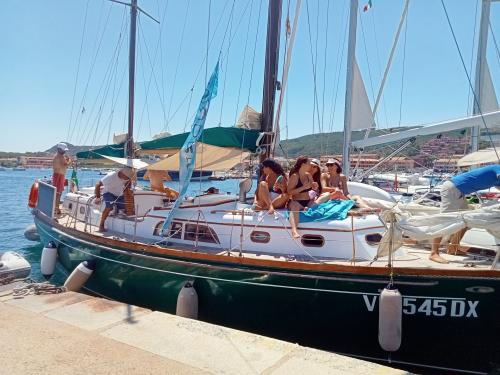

{"left": 94, "top": 167, "right": 135, "bottom": 232}
{"left": 52, "top": 142, "right": 72, "bottom": 214}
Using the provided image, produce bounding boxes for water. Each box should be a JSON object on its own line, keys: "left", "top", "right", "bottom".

{"left": 0, "top": 168, "right": 246, "bottom": 283}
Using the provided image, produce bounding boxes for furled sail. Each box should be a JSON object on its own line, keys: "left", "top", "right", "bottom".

{"left": 236, "top": 106, "right": 262, "bottom": 130}
{"left": 351, "top": 59, "right": 375, "bottom": 130}
{"left": 479, "top": 61, "right": 499, "bottom": 113}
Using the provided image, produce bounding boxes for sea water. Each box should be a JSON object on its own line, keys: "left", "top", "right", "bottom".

{"left": 0, "top": 168, "right": 246, "bottom": 283}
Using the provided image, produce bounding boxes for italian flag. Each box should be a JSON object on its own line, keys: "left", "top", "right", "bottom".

{"left": 363, "top": 0, "right": 372, "bottom": 12}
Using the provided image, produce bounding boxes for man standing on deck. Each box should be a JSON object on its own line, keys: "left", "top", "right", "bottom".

{"left": 94, "top": 167, "right": 135, "bottom": 232}
{"left": 430, "top": 164, "right": 500, "bottom": 264}
{"left": 52, "top": 142, "right": 71, "bottom": 214}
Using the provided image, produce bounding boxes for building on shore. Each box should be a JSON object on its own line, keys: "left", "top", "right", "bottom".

{"left": 18, "top": 156, "right": 53, "bottom": 169}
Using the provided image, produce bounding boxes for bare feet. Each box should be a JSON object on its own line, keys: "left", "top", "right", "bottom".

{"left": 447, "top": 247, "right": 468, "bottom": 256}
{"left": 268, "top": 206, "right": 275, "bottom": 215}
{"left": 292, "top": 231, "right": 300, "bottom": 239}
{"left": 429, "top": 253, "right": 449, "bottom": 264}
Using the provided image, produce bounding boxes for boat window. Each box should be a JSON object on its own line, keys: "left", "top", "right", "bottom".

{"left": 153, "top": 221, "right": 182, "bottom": 238}
{"left": 184, "top": 223, "right": 220, "bottom": 244}
{"left": 250, "top": 231, "right": 270, "bottom": 244}
{"left": 79, "top": 206, "right": 86, "bottom": 215}
{"left": 68, "top": 203, "right": 73, "bottom": 210}
{"left": 301, "top": 234, "right": 324, "bottom": 247}
{"left": 365, "top": 233, "right": 382, "bottom": 246}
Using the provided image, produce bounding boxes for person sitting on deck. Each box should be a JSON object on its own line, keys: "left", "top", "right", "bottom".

{"left": 430, "top": 164, "right": 500, "bottom": 264}
{"left": 52, "top": 142, "right": 72, "bottom": 214}
{"left": 143, "top": 169, "right": 179, "bottom": 200}
{"left": 253, "top": 158, "right": 289, "bottom": 214}
{"left": 287, "top": 156, "right": 315, "bottom": 238}
{"left": 94, "top": 167, "right": 135, "bottom": 232}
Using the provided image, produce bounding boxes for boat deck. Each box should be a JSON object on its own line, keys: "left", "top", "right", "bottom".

{"left": 54, "top": 213, "right": 497, "bottom": 272}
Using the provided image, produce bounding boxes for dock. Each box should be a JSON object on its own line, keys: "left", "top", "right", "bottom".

{"left": 0, "top": 282, "right": 409, "bottom": 375}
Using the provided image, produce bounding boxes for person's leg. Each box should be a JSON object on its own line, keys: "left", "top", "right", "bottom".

{"left": 255, "top": 181, "right": 273, "bottom": 212}
{"left": 99, "top": 207, "right": 112, "bottom": 232}
{"left": 430, "top": 237, "right": 449, "bottom": 264}
{"left": 271, "top": 193, "right": 289, "bottom": 209}
{"left": 288, "top": 200, "right": 302, "bottom": 238}
{"left": 447, "top": 228, "right": 468, "bottom": 255}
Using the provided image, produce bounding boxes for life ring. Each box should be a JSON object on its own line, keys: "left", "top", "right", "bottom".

{"left": 28, "top": 182, "right": 39, "bottom": 208}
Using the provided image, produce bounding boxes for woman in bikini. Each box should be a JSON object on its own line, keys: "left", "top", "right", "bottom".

{"left": 287, "top": 156, "right": 315, "bottom": 238}
{"left": 253, "top": 158, "right": 288, "bottom": 214}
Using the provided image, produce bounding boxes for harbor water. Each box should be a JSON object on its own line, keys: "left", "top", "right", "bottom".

{"left": 0, "top": 168, "right": 245, "bottom": 283}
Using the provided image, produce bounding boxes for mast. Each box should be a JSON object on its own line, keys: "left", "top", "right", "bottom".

{"left": 126, "top": 0, "right": 138, "bottom": 158}
{"left": 341, "top": 0, "right": 359, "bottom": 176}
{"left": 471, "top": 0, "right": 491, "bottom": 153}
{"left": 260, "top": 0, "right": 282, "bottom": 162}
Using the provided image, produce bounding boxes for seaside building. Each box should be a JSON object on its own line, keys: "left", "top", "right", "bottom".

{"left": 19, "top": 156, "right": 53, "bottom": 169}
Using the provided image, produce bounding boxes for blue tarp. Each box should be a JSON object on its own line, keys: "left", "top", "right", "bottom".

{"left": 295, "top": 200, "right": 355, "bottom": 222}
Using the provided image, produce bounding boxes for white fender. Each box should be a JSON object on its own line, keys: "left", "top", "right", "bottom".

{"left": 40, "top": 242, "right": 58, "bottom": 279}
{"left": 64, "top": 260, "right": 96, "bottom": 292}
{"left": 24, "top": 224, "right": 40, "bottom": 242}
{"left": 176, "top": 281, "right": 198, "bottom": 319}
{"left": 378, "top": 287, "right": 402, "bottom": 352}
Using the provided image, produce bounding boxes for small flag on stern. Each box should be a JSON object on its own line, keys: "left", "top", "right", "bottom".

{"left": 363, "top": 0, "right": 373, "bottom": 12}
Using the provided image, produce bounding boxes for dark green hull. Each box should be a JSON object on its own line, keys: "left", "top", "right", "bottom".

{"left": 35, "top": 216, "right": 500, "bottom": 374}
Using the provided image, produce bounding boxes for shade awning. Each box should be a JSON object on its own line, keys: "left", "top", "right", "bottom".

{"left": 101, "top": 155, "right": 149, "bottom": 170}
{"left": 148, "top": 143, "right": 249, "bottom": 171}
{"left": 140, "top": 127, "right": 261, "bottom": 154}
{"left": 76, "top": 143, "right": 125, "bottom": 159}
{"left": 457, "top": 148, "right": 500, "bottom": 167}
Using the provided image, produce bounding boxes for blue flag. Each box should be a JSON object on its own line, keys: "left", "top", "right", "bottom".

{"left": 161, "top": 62, "right": 219, "bottom": 235}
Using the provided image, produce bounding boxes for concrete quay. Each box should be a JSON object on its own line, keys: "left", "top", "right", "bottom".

{"left": 0, "top": 283, "right": 410, "bottom": 375}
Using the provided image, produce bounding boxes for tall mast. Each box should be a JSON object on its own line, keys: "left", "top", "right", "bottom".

{"left": 471, "top": 0, "right": 491, "bottom": 153}
{"left": 126, "top": 0, "right": 138, "bottom": 158}
{"left": 341, "top": 0, "right": 359, "bottom": 176}
{"left": 260, "top": 0, "right": 282, "bottom": 162}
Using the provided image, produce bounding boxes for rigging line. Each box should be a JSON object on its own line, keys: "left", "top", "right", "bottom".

{"left": 245, "top": 0, "right": 264, "bottom": 106}
{"left": 359, "top": 13, "right": 377, "bottom": 108}
{"left": 490, "top": 21, "right": 500, "bottom": 69}
{"left": 233, "top": 0, "right": 255, "bottom": 127}
{"left": 156, "top": 0, "right": 170, "bottom": 129}
{"left": 165, "top": 0, "right": 191, "bottom": 130}
{"left": 398, "top": 7, "right": 409, "bottom": 126}
{"left": 326, "top": 3, "right": 348, "bottom": 149}
{"left": 182, "top": 88, "right": 195, "bottom": 133}
{"left": 217, "top": 0, "right": 236, "bottom": 125}
{"left": 70, "top": 2, "right": 114, "bottom": 143}
{"left": 370, "top": 6, "right": 388, "bottom": 128}
{"left": 305, "top": 1, "right": 321, "bottom": 137}
{"left": 314, "top": 0, "right": 320, "bottom": 136}
{"left": 320, "top": 0, "right": 330, "bottom": 141}
{"left": 80, "top": 10, "right": 128, "bottom": 147}
{"left": 136, "top": 19, "right": 152, "bottom": 141}
{"left": 206, "top": 0, "right": 212, "bottom": 86}
{"left": 67, "top": 0, "right": 90, "bottom": 142}
{"left": 466, "top": 1, "right": 479, "bottom": 116}
{"left": 80, "top": 9, "right": 128, "bottom": 147}
{"left": 137, "top": 17, "right": 169, "bottom": 136}
{"left": 440, "top": 0, "right": 499, "bottom": 161}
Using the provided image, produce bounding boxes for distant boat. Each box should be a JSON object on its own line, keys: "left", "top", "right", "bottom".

{"left": 0, "top": 166, "right": 6, "bottom": 171}
{"left": 13, "top": 167, "right": 26, "bottom": 171}
{"left": 136, "top": 169, "right": 212, "bottom": 181}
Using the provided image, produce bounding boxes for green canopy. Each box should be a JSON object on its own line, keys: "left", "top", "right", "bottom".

{"left": 140, "top": 127, "right": 261, "bottom": 154}
{"left": 76, "top": 143, "right": 125, "bottom": 159}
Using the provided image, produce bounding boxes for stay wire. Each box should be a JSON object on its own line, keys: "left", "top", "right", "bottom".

{"left": 67, "top": 0, "right": 90, "bottom": 142}
{"left": 398, "top": 7, "right": 409, "bottom": 126}
{"left": 466, "top": 1, "right": 479, "bottom": 116}
{"left": 440, "top": 0, "right": 500, "bottom": 162}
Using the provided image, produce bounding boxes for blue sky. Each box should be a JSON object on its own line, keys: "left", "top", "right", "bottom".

{"left": 0, "top": 0, "right": 498, "bottom": 152}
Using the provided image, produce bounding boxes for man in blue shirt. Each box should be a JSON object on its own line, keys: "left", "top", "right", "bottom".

{"left": 430, "top": 164, "right": 500, "bottom": 263}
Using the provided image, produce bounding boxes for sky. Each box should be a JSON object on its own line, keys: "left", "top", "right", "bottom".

{"left": 0, "top": 0, "right": 499, "bottom": 152}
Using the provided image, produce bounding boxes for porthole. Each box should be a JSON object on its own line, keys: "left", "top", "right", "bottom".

{"left": 184, "top": 223, "right": 219, "bottom": 244}
{"left": 250, "top": 231, "right": 270, "bottom": 244}
{"left": 154, "top": 221, "right": 182, "bottom": 238}
{"left": 301, "top": 234, "right": 324, "bottom": 247}
{"left": 365, "top": 233, "right": 382, "bottom": 246}
{"left": 79, "top": 206, "right": 86, "bottom": 215}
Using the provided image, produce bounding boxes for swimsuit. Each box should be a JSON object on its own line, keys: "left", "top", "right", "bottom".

{"left": 294, "top": 176, "right": 311, "bottom": 207}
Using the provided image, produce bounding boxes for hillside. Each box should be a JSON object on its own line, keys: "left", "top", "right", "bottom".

{"left": 278, "top": 128, "right": 470, "bottom": 158}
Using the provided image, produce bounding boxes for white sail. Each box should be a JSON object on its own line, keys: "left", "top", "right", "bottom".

{"left": 351, "top": 58, "right": 375, "bottom": 130}
{"left": 479, "top": 60, "right": 499, "bottom": 113}
{"left": 236, "top": 105, "right": 261, "bottom": 130}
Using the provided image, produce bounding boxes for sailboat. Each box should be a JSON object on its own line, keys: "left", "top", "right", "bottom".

{"left": 29, "top": 1, "right": 500, "bottom": 374}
